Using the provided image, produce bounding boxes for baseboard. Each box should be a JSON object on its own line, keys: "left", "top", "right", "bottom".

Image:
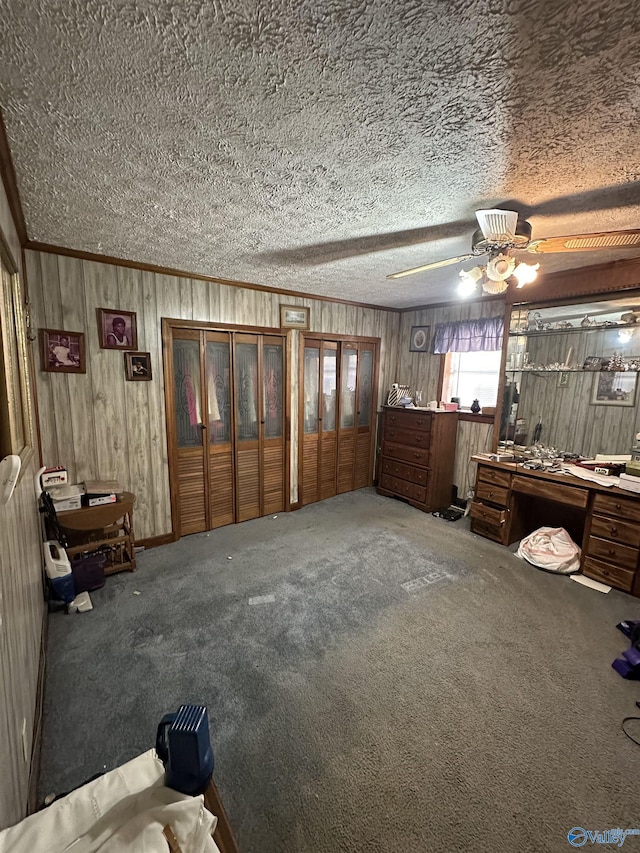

{"left": 135, "top": 532, "right": 177, "bottom": 549}
{"left": 27, "top": 604, "right": 48, "bottom": 815}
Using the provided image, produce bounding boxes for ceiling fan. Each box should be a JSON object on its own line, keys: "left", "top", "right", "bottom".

{"left": 387, "top": 209, "right": 640, "bottom": 296}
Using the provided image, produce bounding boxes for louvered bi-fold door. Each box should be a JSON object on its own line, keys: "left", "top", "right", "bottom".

{"left": 168, "top": 325, "right": 286, "bottom": 536}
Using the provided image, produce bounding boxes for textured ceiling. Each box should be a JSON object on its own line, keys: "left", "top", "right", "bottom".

{"left": 2, "top": 0, "right": 640, "bottom": 309}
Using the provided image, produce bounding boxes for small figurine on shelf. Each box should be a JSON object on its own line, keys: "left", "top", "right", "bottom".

{"left": 470, "top": 399, "right": 481, "bottom": 414}
{"left": 581, "top": 315, "right": 594, "bottom": 327}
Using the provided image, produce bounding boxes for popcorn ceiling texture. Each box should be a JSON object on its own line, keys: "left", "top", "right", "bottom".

{"left": 1, "top": 0, "right": 640, "bottom": 308}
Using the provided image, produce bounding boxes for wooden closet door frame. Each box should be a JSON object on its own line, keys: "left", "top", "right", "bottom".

{"left": 298, "top": 333, "right": 380, "bottom": 504}
{"left": 163, "top": 318, "right": 289, "bottom": 539}
{"left": 354, "top": 340, "right": 379, "bottom": 488}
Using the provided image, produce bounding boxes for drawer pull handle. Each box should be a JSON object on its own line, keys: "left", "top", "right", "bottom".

{"left": 608, "top": 549, "right": 616, "bottom": 556}
{"left": 602, "top": 569, "right": 610, "bottom": 577}
{"left": 413, "top": 452, "right": 421, "bottom": 459}
{"left": 615, "top": 503, "right": 622, "bottom": 510}
{"left": 415, "top": 435, "right": 422, "bottom": 442}
{"left": 488, "top": 491, "right": 494, "bottom": 497}
{"left": 610, "top": 527, "right": 618, "bottom": 535}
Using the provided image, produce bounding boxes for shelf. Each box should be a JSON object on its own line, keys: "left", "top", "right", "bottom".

{"left": 506, "top": 367, "right": 640, "bottom": 374}
{"left": 508, "top": 322, "right": 639, "bottom": 337}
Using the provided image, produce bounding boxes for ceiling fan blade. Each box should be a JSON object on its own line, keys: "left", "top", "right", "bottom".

{"left": 387, "top": 254, "right": 475, "bottom": 279}
{"left": 526, "top": 230, "right": 640, "bottom": 254}
{"left": 475, "top": 209, "right": 518, "bottom": 242}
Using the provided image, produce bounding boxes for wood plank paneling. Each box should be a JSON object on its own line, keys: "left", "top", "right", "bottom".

{"left": 0, "top": 182, "right": 44, "bottom": 830}
{"left": 28, "top": 250, "right": 401, "bottom": 539}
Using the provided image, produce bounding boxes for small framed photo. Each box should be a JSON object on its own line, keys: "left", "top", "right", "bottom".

{"left": 557, "top": 371, "right": 569, "bottom": 387}
{"left": 97, "top": 308, "right": 138, "bottom": 349}
{"left": 280, "top": 304, "right": 310, "bottom": 330}
{"left": 39, "top": 328, "right": 86, "bottom": 373}
{"left": 409, "top": 325, "right": 430, "bottom": 352}
{"left": 582, "top": 355, "right": 603, "bottom": 371}
{"left": 124, "top": 351, "right": 152, "bottom": 381}
{"left": 591, "top": 371, "right": 638, "bottom": 407}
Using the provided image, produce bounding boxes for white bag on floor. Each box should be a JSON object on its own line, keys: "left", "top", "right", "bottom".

{"left": 0, "top": 750, "right": 219, "bottom": 853}
{"left": 517, "top": 526, "right": 580, "bottom": 574}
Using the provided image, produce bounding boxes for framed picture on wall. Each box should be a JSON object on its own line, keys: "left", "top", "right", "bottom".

{"left": 409, "top": 325, "right": 430, "bottom": 352}
{"left": 280, "top": 304, "right": 310, "bottom": 330}
{"left": 591, "top": 371, "right": 638, "bottom": 407}
{"left": 39, "top": 328, "right": 86, "bottom": 374}
{"left": 97, "top": 307, "right": 138, "bottom": 349}
{"left": 124, "top": 351, "right": 152, "bottom": 381}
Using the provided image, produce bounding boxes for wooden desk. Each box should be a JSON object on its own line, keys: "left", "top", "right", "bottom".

{"left": 56, "top": 492, "right": 136, "bottom": 575}
{"left": 470, "top": 456, "right": 640, "bottom": 597}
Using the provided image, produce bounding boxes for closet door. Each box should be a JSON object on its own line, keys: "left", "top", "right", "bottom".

{"left": 205, "top": 331, "right": 234, "bottom": 529}
{"left": 337, "top": 342, "right": 358, "bottom": 493}
{"left": 234, "top": 334, "right": 261, "bottom": 522}
{"left": 301, "top": 343, "right": 320, "bottom": 505}
{"left": 354, "top": 343, "right": 375, "bottom": 489}
{"left": 319, "top": 342, "right": 338, "bottom": 500}
{"left": 262, "top": 336, "right": 285, "bottom": 515}
{"left": 172, "top": 331, "right": 208, "bottom": 534}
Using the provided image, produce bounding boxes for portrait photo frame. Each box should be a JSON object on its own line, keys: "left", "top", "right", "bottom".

{"left": 97, "top": 307, "right": 138, "bottom": 350}
{"left": 0, "top": 234, "right": 35, "bottom": 470}
{"left": 409, "top": 325, "right": 430, "bottom": 352}
{"left": 124, "top": 351, "right": 152, "bottom": 381}
{"left": 591, "top": 371, "right": 638, "bottom": 407}
{"left": 280, "top": 304, "right": 310, "bottom": 330}
{"left": 39, "top": 328, "right": 86, "bottom": 374}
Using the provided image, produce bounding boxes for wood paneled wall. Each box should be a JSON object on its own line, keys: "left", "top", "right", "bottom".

{"left": 0, "top": 186, "right": 44, "bottom": 829}
{"left": 396, "top": 300, "right": 503, "bottom": 495}
{"left": 26, "top": 250, "right": 400, "bottom": 538}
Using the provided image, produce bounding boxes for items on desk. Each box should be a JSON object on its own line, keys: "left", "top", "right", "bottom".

{"left": 41, "top": 466, "right": 67, "bottom": 487}
{"left": 47, "top": 483, "right": 84, "bottom": 512}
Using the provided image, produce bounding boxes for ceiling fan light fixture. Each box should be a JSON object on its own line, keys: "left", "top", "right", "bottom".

{"left": 481, "top": 278, "right": 509, "bottom": 295}
{"left": 486, "top": 253, "right": 516, "bottom": 281}
{"left": 513, "top": 261, "right": 540, "bottom": 287}
{"left": 458, "top": 265, "right": 483, "bottom": 297}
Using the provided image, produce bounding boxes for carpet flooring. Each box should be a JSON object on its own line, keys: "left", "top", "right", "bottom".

{"left": 39, "top": 488, "right": 640, "bottom": 852}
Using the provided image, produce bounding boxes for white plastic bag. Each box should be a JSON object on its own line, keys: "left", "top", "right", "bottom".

{"left": 516, "top": 526, "right": 580, "bottom": 574}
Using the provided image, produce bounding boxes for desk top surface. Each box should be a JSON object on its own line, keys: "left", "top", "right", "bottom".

{"left": 471, "top": 455, "right": 640, "bottom": 500}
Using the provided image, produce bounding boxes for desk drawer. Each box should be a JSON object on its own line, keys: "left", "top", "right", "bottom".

{"left": 384, "top": 427, "right": 430, "bottom": 448}
{"left": 593, "top": 493, "right": 640, "bottom": 523}
{"left": 384, "top": 410, "right": 431, "bottom": 432}
{"left": 380, "top": 473, "right": 426, "bottom": 504}
{"left": 469, "top": 501, "right": 506, "bottom": 526}
{"left": 383, "top": 441, "right": 429, "bottom": 467}
{"left": 511, "top": 475, "right": 588, "bottom": 508}
{"left": 582, "top": 557, "right": 635, "bottom": 592}
{"left": 586, "top": 536, "right": 639, "bottom": 571}
{"left": 477, "top": 465, "right": 511, "bottom": 489}
{"left": 471, "top": 518, "right": 505, "bottom": 543}
{"left": 590, "top": 514, "right": 640, "bottom": 548}
{"left": 475, "top": 481, "right": 509, "bottom": 507}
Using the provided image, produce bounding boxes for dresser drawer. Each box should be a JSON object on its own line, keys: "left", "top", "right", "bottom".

{"left": 582, "top": 557, "right": 636, "bottom": 592}
{"left": 381, "top": 459, "right": 428, "bottom": 487}
{"left": 380, "top": 473, "right": 426, "bottom": 504}
{"left": 384, "top": 427, "right": 430, "bottom": 448}
{"left": 383, "top": 441, "right": 429, "bottom": 467}
{"left": 593, "top": 493, "right": 640, "bottom": 523}
{"left": 586, "top": 536, "right": 639, "bottom": 571}
{"left": 590, "top": 514, "right": 640, "bottom": 548}
{"left": 384, "top": 409, "right": 431, "bottom": 432}
{"left": 475, "top": 481, "right": 509, "bottom": 507}
{"left": 469, "top": 501, "right": 506, "bottom": 526}
{"left": 477, "top": 465, "right": 512, "bottom": 489}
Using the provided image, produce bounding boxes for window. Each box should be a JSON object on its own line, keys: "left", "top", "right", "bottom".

{"left": 442, "top": 350, "right": 502, "bottom": 410}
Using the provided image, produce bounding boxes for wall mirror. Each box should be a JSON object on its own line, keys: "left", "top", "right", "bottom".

{"left": 499, "top": 292, "right": 640, "bottom": 458}
{"left": 0, "top": 233, "right": 35, "bottom": 473}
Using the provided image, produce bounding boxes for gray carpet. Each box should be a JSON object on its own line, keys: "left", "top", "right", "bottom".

{"left": 39, "top": 488, "right": 640, "bottom": 852}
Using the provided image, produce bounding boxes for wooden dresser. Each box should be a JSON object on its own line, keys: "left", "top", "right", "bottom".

{"left": 376, "top": 407, "right": 458, "bottom": 512}
{"left": 470, "top": 456, "right": 640, "bottom": 597}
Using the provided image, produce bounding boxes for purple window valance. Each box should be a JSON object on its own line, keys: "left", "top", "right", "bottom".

{"left": 432, "top": 316, "right": 504, "bottom": 354}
